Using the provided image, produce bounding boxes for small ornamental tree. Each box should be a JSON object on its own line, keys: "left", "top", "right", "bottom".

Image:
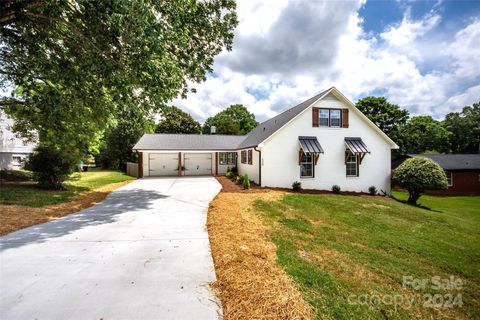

{"left": 392, "top": 157, "right": 448, "bottom": 205}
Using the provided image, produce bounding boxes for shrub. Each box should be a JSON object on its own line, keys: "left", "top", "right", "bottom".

{"left": 236, "top": 175, "right": 244, "bottom": 185}
{"left": 230, "top": 166, "right": 238, "bottom": 174}
{"left": 332, "top": 185, "right": 341, "bottom": 194}
{"left": 368, "top": 185, "right": 377, "bottom": 195}
{"left": 392, "top": 157, "right": 448, "bottom": 205}
{"left": 226, "top": 171, "right": 233, "bottom": 178}
{"left": 292, "top": 181, "right": 302, "bottom": 192}
{"left": 242, "top": 174, "right": 250, "bottom": 189}
{"left": 26, "top": 145, "right": 78, "bottom": 190}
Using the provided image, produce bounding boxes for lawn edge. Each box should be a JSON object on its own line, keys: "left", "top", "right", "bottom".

{"left": 0, "top": 179, "right": 133, "bottom": 236}
{"left": 207, "top": 179, "right": 314, "bottom": 319}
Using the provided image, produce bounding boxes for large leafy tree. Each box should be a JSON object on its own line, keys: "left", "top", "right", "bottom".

{"left": 156, "top": 106, "right": 201, "bottom": 134}
{"left": 202, "top": 104, "right": 258, "bottom": 135}
{"left": 0, "top": 0, "right": 237, "bottom": 150}
{"left": 396, "top": 116, "right": 451, "bottom": 154}
{"left": 443, "top": 102, "right": 480, "bottom": 154}
{"left": 97, "top": 107, "right": 155, "bottom": 170}
{"left": 355, "top": 96, "right": 409, "bottom": 138}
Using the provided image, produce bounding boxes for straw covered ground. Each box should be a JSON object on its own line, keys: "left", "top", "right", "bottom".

{"left": 207, "top": 177, "right": 313, "bottom": 320}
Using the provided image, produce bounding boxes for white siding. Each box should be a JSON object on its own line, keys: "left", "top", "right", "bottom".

{"left": 260, "top": 95, "right": 392, "bottom": 193}
{"left": 237, "top": 149, "right": 260, "bottom": 184}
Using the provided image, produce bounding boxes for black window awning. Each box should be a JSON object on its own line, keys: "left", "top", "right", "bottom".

{"left": 345, "top": 137, "right": 370, "bottom": 154}
{"left": 299, "top": 136, "right": 324, "bottom": 153}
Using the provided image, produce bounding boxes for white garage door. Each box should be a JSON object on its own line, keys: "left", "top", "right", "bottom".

{"left": 184, "top": 153, "right": 212, "bottom": 176}
{"left": 149, "top": 153, "right": 178, "bottom": 176}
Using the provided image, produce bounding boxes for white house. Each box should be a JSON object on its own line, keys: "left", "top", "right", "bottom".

{"left": 0, "top": 111, "right": 36, "bottom": 170}
{"left": 133, "top": 87, "right": 398, "bottom": 193}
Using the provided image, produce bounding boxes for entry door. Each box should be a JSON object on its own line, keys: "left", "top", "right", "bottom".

{"left": 149, "top": 153, "right": 178, "bottom": 176}
{"left": 184, "top": 153, "right": 212, "bottom": 176}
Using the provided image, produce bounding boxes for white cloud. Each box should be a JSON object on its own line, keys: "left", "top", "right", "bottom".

{"left": 381, "top": 11, "right": 440, "bottom": 47}
{"left": 447, "top": 19, "right": 480, "bottom": 79}
{"left": 172, "top": 1, "right": 479, "bottom": 123}
{"left": 440, "top": 84, "right": 480, "bottom": 114}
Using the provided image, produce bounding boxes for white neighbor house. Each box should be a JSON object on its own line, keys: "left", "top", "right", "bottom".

{"left": 0, "top": 111, "right": 36, "bottom": 170}
{"left": 133, "top": 87, "right": 398, "bottom": 193}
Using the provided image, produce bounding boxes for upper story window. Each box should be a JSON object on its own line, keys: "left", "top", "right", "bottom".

{"left": 330, "top": 110, "right": 341, "bottom": 127}
{"left": 219, "top": 152, "right": 235, "bottom": 165}
{"left": 319, "top": 108, "right": 342, "bottom": 127}
{"left": 319, "top": 109, "right": 329, "bottom": 126}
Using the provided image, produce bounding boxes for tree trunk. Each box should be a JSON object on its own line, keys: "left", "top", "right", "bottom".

{"left": 407, "top": 190, "right": 422, "bottom": 205}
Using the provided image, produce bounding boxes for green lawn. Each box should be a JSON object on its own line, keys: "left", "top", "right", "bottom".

{"left": 255, "top": 192, "right": 480, "bottom": 319}
{"left": 0, "top": 168, "right": 134, "bottom": 207}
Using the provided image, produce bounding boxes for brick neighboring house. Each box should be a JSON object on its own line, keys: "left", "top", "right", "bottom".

{"left": 396, "top": 154, "right": 480, "bottom": 196}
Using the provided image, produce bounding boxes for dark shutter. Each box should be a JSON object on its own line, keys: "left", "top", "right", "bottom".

{"left": 298, "top": 150, "right": 303, "bottom": 165}
{"left": 312, "top": 107, "right": 319, "bottom": 127}
{"left": 248, "top": 150, "right": 253, "bottom": 164}
{"left": 342, "top": 109, "right": 349, "bottom": 128}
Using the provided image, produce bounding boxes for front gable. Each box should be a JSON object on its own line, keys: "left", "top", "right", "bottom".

{"left": 259, "top": 87, "right": 398, "bottom": 149}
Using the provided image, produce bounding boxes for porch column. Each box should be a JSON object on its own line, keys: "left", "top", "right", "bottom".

{"left": 215, "top": 152, "right": 219, "bottom": 175}
{"left": 137, "top": 152, "right": 143, "bottom": 178}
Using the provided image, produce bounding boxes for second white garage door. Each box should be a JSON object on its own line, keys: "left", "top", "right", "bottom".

{"left": 149, "top": 153, "right": 178, "bottom": 176}
{"left": 184, "top": 153, "right": 212, "bottom": 176}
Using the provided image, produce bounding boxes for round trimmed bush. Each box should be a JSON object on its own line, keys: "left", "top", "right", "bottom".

{"left": 392, "top": 157, "right": 447, "bottom": 205}
{"left": 332, "top": 185, "right": 341, "bottom": 194}
{"left": 368, "top": 185, "right": 377, "bottom": 195}
{"left": 292, "top": 181, "right": 302, "bottom": 192}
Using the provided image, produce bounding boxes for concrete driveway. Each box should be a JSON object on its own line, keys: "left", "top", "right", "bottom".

{"left": 0, "top": 177, "right": 222, "bottom": 320}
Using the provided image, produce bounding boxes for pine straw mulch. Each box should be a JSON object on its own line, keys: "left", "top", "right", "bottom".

{"left": 208, "top": 177, "right": 314, "bottom": 320}
{"left": 0, "top": 180, "right": 132, "bottom": 236}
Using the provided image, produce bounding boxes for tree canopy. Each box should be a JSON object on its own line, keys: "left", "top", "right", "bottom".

{"left": 443, "top": 102, "right": 480, "bottom": 154}
{"left": 396, "top": 116, "right": 451, "bottom": 154}
{"left": 355, "top": 96, "right": 409, "bottom": 138}
{"left": 202, "top": 104, "right": 258, "bottom": 135}
{"left": 392, "top": 157, "right": 447, "bottom": 205}
{"left": 156, "top": 106, "right": 201, "bottom": 134}
{"left": 0, "top": 0, "right": 238, "bottom": 151}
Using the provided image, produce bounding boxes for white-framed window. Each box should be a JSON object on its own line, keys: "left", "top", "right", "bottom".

{"left": 219, "top": 152, "right": 235, "bottom": 165}
{"left": 12, "top": 156, "right": 22, "bottom": 164}
{"left": 346, "top": 152, "right": 358, "bottom": 177}
{"left": 330, "top": 109, "right": 341, "bottom": 127}
{"left": 241, "top": 150, "right": 247, "bottom": 164}
{"left": 319, "top": 109, "right": 329, "bottom": 126}
{"left": 300, "top": 153, "right": 313, "bottom": 178}
{"left": 319, "top": 108, "right": 342, "bottom": 127}
{"left": 446, "top": 171, "right": 453, "bottom": 187}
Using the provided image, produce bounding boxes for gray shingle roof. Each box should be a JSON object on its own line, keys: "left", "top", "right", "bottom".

{"left": 409, "top": 154, "right": 480, "bottom": 170}
{"left": 133, "top": 134, "right": 246, "bottom": 151}
{"left": 237, "top": 88, "right": 331, "bottom": 149}
{"left": 133, "top": 88, "right": 334, "bottom": 152}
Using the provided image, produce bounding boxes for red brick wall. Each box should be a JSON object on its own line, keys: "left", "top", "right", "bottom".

{"left": 428, "top": 170, "right": 480, "bottom": 196}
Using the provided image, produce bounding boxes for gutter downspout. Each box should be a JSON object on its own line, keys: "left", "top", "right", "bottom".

{"left": 254, "top": 147, "right": 261, "bottom": 186}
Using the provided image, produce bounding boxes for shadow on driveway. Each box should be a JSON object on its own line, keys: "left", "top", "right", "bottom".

{"left": 0, "top": 188, "right": 167, "bottom": 251}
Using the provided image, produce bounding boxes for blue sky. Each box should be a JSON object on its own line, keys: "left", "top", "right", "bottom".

{"left": 173, "top": 0, "right": 480, "bottom": 123}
